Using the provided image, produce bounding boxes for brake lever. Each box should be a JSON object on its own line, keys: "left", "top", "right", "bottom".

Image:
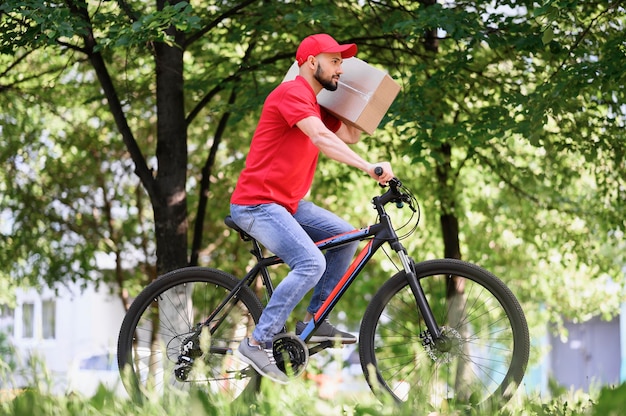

{"left": 404, "top": 195, "right": 417, "bottom": 212}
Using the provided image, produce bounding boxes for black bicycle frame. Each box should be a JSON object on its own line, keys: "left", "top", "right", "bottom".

{"left": 205, "top": 193, "right": 442, "bottom": 344}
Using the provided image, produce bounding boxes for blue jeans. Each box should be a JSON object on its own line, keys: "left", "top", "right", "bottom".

{"left": 230, "top": 201, "right": 358, "bottom": 343}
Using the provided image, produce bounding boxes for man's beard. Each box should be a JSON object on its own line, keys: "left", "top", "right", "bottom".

{"left": 314, "top": 64, "right": 338, "bottom": 91}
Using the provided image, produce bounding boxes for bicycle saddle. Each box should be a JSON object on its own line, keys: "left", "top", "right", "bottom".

{"left": 224, "top": 215, "right": 240, "bottom": 231}
{"left": 225, "top": 215, "right": 252, "bottom": 241}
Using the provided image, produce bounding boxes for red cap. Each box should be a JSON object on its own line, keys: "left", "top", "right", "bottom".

{"left": 295, "top": 34, "right": 358, "bottom": 66}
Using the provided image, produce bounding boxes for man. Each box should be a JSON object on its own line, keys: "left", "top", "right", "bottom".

{"left": 231, "top": 33, "right": 395, "bottom": 383}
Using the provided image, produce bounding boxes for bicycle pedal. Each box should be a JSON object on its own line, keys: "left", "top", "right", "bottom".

{"left": 307, "top": 340, "right": 340, "bottom": 347}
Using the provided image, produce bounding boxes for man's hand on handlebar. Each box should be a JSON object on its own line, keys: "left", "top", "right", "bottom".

{"left": 368, "top": 162, "right": 394, "bottom": 185}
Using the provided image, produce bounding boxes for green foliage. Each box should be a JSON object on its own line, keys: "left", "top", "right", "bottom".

{"left": 0, "top": 342, "right": 622, "bottom": 415}
{"left": 3, "top": 376, "right": 626, "bottom": 415}
{"left": 592, "top": 383, "right": 626, "bottom": 416}
{"left": 0, "top": 332, "right": 16, "bottom": 372}
{"left": 95, "top": 2, "right": 202, "bottom": 50}
{"left": 384, "top": 0, "right": 626, "bottom": 332}
{"left": 0, "top": 0, "right": 201, "bottom": 52}
{"left": 0, "top": 0, "right": 88, "bottom": 52}
{"left": 0, "top": 0, "right": 625, "bottom": 332}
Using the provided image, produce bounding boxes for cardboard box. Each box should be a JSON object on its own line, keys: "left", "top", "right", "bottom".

{"left": 283, "top": 58, "right": 401, "bottom": 135}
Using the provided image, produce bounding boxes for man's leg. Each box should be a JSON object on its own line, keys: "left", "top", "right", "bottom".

{"left": 230, "top": 202, "right": 326, "bottom": 382}
{"left": 230, "top": 202, "right": 326, "bottom": 343}
{"left": 293, "top": 201, "right": 359, "bottom": 342}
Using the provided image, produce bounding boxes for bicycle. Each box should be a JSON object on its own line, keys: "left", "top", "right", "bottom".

{"left": 117, "top": 173, "right": 530, "bottom": 408}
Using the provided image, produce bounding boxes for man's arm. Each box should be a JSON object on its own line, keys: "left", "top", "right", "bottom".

{"left": 296, "top": 116, "right": 394, "bottom": 183}
{"left": 335, "top": 122, "right": 362, "bottom": 144}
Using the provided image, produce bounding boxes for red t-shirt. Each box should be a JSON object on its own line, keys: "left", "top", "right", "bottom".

{"left": 231, "top": 76, "right": 341, "bottom": 214}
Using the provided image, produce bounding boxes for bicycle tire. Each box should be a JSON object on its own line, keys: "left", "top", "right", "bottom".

{"left": 359, "top": 259, "right": 529, "bottom": 409}
{"left": 117, "top": 266, "right": 263, "bottom": 402}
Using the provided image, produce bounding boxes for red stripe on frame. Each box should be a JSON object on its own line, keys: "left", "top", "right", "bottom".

{"left": 315, "top": 227, "right": 369, "bottom": 247}
{"left": 314, "top": 240, "right": 373, "bottom": 321}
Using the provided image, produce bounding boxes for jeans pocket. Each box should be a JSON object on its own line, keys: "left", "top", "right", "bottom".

{"left": 230, "top": 204, "right": 257, "bottom": 233}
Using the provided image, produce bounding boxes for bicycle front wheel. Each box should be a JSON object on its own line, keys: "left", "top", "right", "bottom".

{"left": 359, "top": 259, "right": 529, "bottom": 409}
{"left": 117, "top": 267, "right": 263, "bottom": 402}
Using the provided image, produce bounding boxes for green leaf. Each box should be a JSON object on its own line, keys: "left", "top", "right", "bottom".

{"left": 542, "top": 27, "right": 555, "bottom": 45}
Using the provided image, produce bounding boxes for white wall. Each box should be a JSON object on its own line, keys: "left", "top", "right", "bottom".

{"left": 9, "top": 282, "right": 126, "bottom": 387}
{"left": 621, "top": 303, "right": 626, "bottom": 383}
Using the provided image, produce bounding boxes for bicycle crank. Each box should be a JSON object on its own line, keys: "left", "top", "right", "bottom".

{"left": 272, "top": 333, "right": 309, "bottom": 377}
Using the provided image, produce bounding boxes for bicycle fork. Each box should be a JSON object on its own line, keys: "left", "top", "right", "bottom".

{"left": 396, "top": 249, "right": 443, "bottom": 341}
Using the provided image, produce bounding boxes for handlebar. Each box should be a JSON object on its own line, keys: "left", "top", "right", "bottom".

{"left": 372, "top": 169, "right": 414, "bottom": 214}
{"left": 374, "top": 166, "right": 403, "bottom": 192}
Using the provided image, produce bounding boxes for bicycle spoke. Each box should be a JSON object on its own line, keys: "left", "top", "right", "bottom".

{"left": 359, "top": 260, "right": 529, "bottom": 409}
{"left": 118, "top": 268, "right": 263, "bottom": 402}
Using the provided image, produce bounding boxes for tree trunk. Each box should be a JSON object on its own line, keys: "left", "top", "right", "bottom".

{"left": 437, "top": 140, "right": 472, "bottom": 400}
{"left": 153, "top": 0, "right": 189, "bottom": 274}
{"left": 436, "top": 144, "right": 461, "bottom": 260}
{"left": 152, "top": 1, "right": 191, "bottom": 368}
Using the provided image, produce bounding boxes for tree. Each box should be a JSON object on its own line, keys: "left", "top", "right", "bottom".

{"left": 0, "top": 0, "right": 285, "bottom": 294}
{"left": 1, "top": 0, "right": 624, "bottom": 333}
{"left": 383, "top": 0, "right": 626, "bottom": 326}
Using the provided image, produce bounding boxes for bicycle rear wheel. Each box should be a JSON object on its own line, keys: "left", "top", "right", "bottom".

{"left": 117, "top": 266, "right": 263, "bottom": 402}
{"left": 359, "top": 259, "right": 529, "bottom": 409}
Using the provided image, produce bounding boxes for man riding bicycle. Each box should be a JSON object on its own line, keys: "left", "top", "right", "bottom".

{"left": 230, "top": 33, "right": 394, "bottom": 383}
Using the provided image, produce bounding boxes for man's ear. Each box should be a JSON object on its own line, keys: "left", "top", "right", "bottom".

{"left": 305, "top": 55, "right": 316, "bottom": 69}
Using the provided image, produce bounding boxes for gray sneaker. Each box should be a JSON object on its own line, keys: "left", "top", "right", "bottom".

{"left": 235, "top": 338, "right": 289, "bottom": 384}
{"left": 296, "top": 319, "right": 357, "bottom": 344}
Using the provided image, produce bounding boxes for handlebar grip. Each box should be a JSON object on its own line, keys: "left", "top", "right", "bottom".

{"left": 374, "top": 166, "right": 383, "bottom": 176}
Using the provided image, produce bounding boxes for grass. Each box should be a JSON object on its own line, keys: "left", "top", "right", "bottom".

{"left": 1, "top": 352, "right": 626, "bottom": 416}
{"left": 2, "top": 375, "right": 626, "bottom": 416}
